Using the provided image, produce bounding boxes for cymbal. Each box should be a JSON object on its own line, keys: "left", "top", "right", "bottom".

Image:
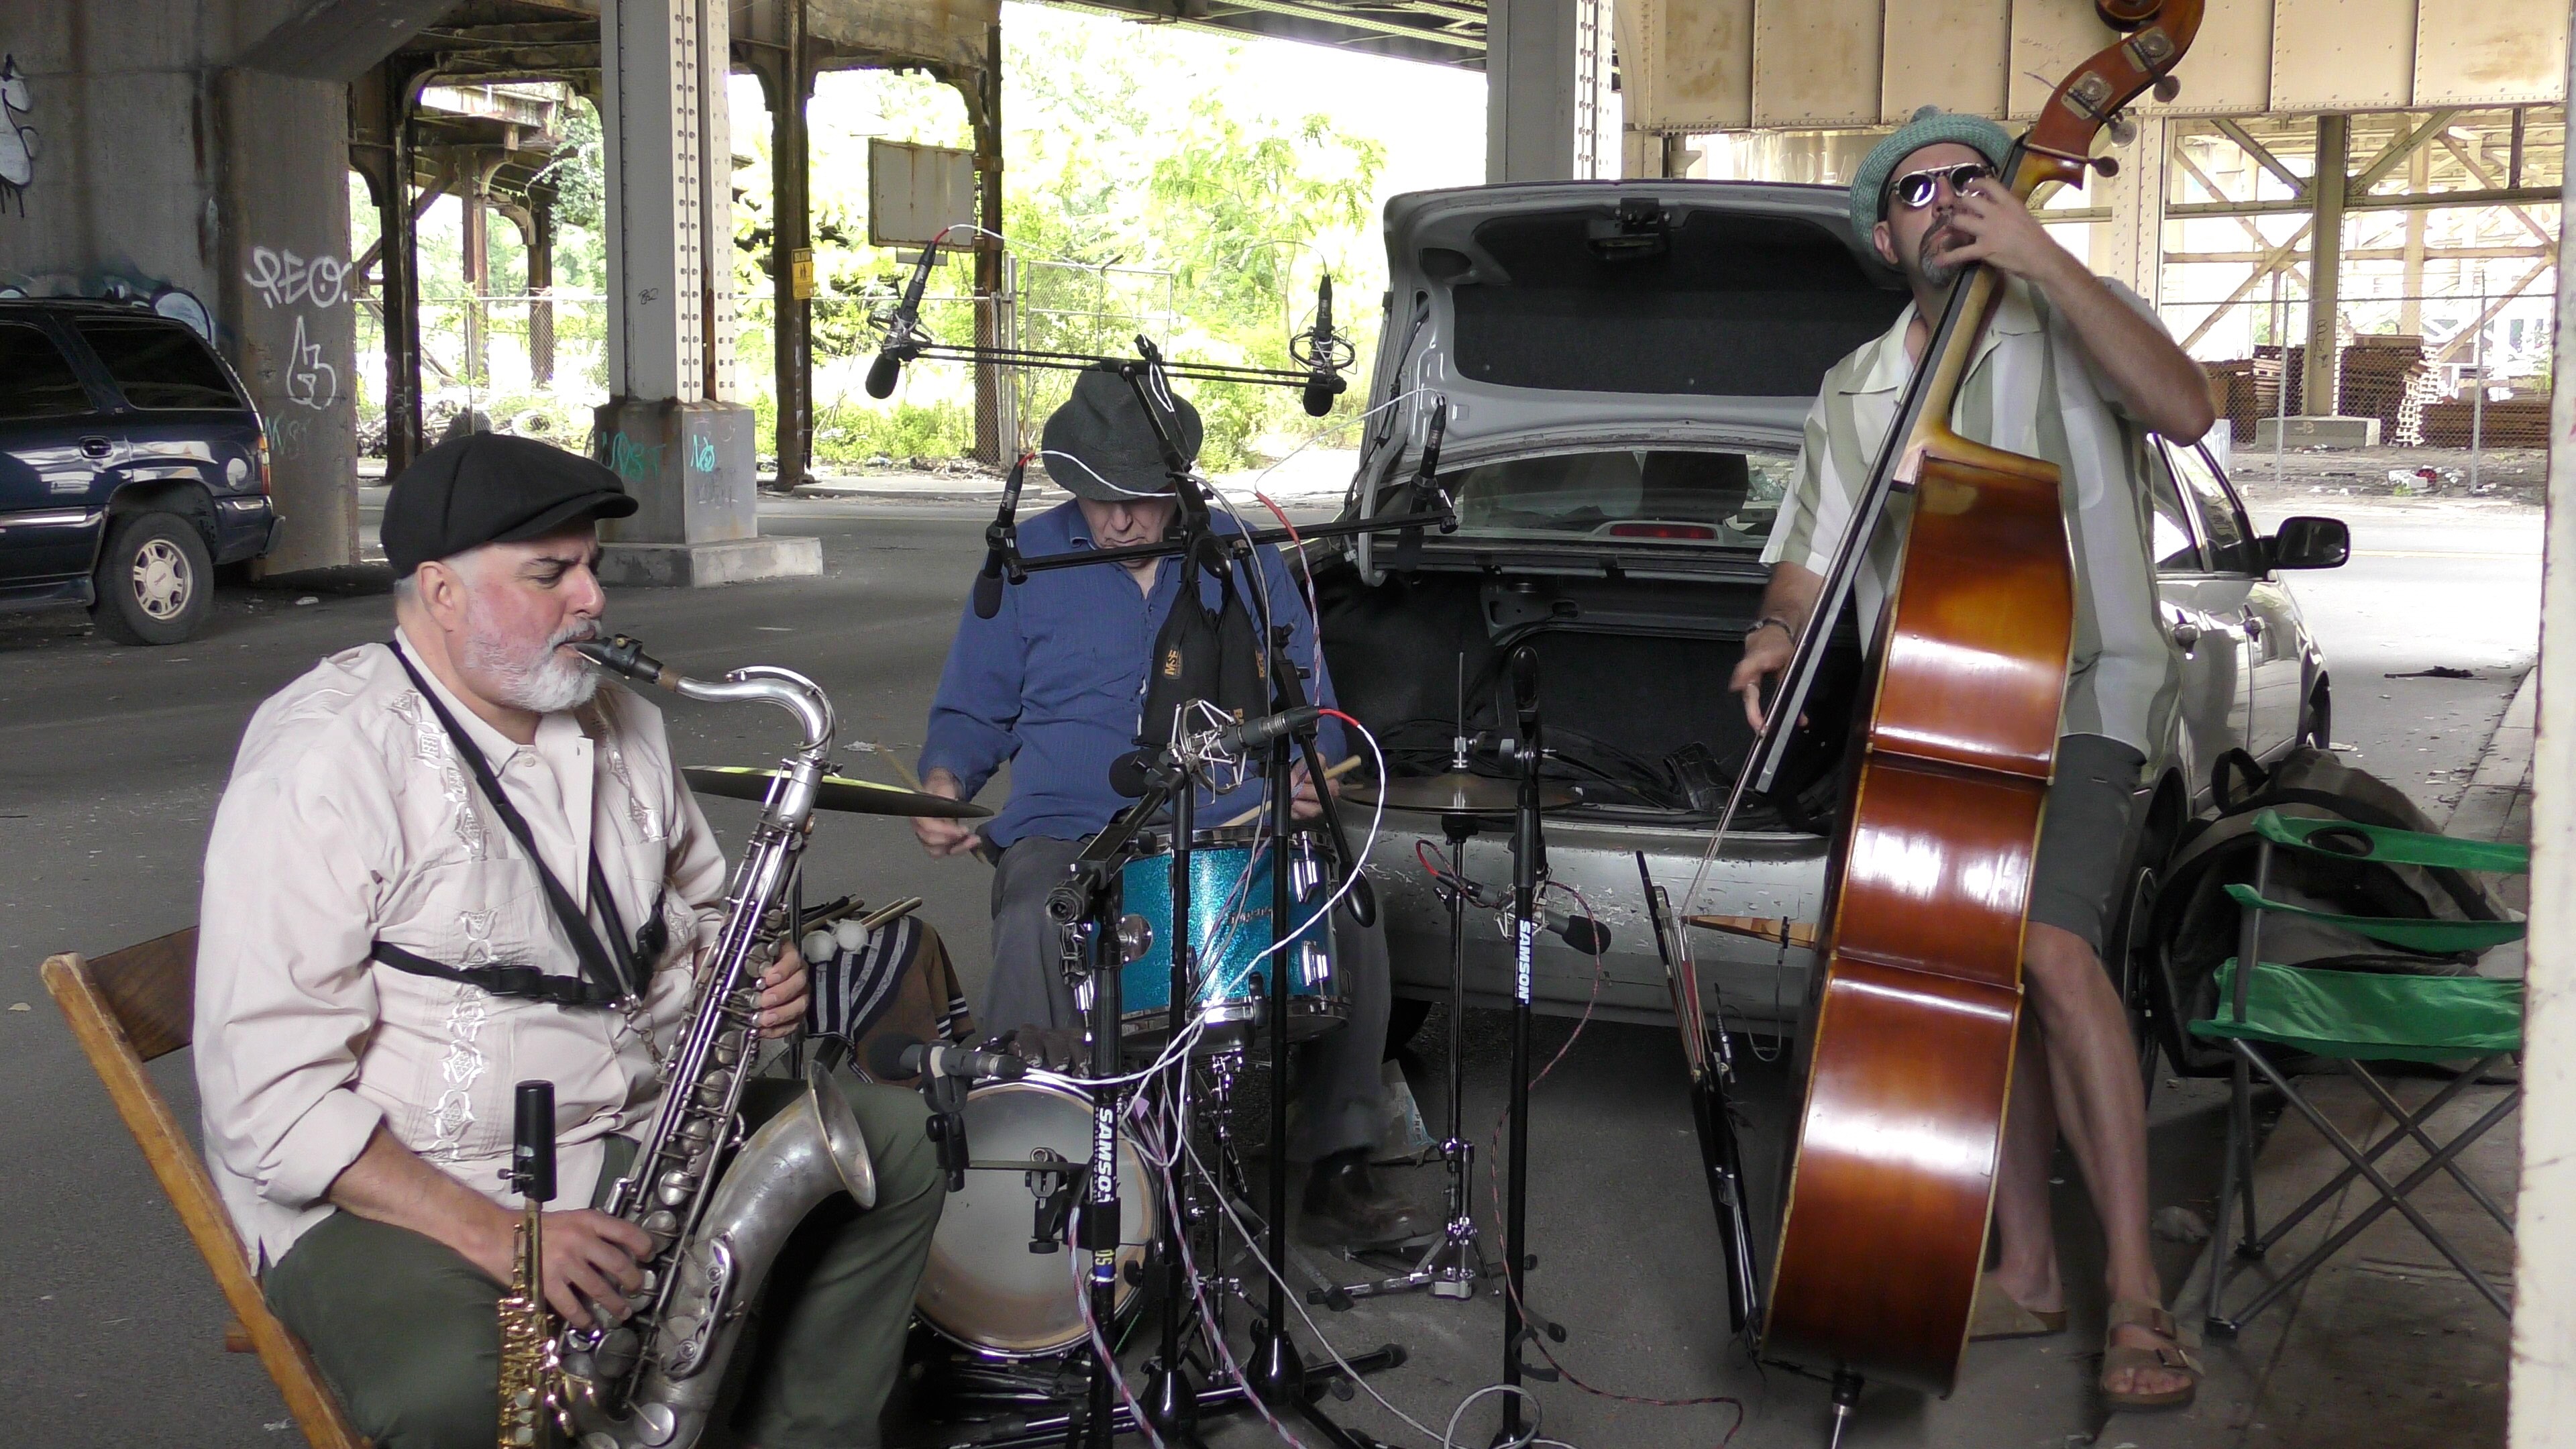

{"left": 684, "top": 765, "right": 993, "bottom": 820}
{"left": 1345, "top": 772, "right": 1580, "bottom": 816}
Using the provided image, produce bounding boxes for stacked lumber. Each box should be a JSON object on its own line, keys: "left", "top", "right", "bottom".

{"left": 2337, "top": 336, "right": 2438, "bottom": 447}
{"left": 2420, "top": 396, "right": 2551, "bottom": 447}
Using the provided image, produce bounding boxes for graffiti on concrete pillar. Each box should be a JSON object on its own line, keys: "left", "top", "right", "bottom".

{"left": 244, "top": 245, "right": 349, "bottom": 411}
{"left": 606, "top": 431, "right": 665, "bottom": 485}
{"left": 285, "top": 315, "right": 338, "bottom": 410}
{"left": 244, "top": 247, "right": 350, "bottom": 310}
{"left": 0, "top": 55, "right": 38, "bottom": 216}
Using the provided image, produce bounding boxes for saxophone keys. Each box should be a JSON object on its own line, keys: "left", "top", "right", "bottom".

{"left": 656, "top": 1169, "right": 698, "bottom": 1207}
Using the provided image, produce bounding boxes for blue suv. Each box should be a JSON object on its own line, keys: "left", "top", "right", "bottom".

{"left": 0, "top": 300, "right": 280, "bottom": 644}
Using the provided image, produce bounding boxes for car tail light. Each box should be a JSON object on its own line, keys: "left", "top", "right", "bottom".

{"left": 1608, "top": 521, "right": 1717, "bottom": 541}
{"left": 256, "top": 434, "right": 272, "bottom": 494}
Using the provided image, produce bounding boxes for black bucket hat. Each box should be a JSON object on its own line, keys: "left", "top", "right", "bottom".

{"left": 1039, "top": 364, "right": 1203, "bottom": 500}
{"left": 381, "top": 432, "right": 637, "bottom": 575}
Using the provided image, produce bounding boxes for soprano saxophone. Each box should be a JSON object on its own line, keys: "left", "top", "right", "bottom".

{"left": 553, "top": 635, "right": 877, "bottom": 1449}
{"left": 498, "top": 1081, "right": 561, "bottom": 1448}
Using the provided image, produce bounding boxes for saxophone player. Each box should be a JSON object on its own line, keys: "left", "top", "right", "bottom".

{"left": 195, "top": 434, "right": 945, "bottom": 1449}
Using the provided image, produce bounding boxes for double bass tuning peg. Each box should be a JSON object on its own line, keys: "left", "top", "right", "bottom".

{"left": 2153, "top": 74, "right": 2182, "bottom": 103}
{"left": 2105, "top": 112, "right": 2139, "bottom": 148}
{"left": 2089, "top": 154, "right": 2122, "bottom": 179}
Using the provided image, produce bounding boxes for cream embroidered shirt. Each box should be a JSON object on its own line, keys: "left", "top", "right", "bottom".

{"left": 195, "top": 630, "right": 727, "bottom": 1267}
{"left": 1761, "top": 276, "right": 2182, "bottom": 760}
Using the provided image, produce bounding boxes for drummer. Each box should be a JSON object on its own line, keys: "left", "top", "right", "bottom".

{"left": 910, "top": 365, "right": 1428, "bottom": 1251}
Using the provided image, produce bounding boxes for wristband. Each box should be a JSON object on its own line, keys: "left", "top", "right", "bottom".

{"left": 1748, "top": 616, "right": 1796, "bottom": 643}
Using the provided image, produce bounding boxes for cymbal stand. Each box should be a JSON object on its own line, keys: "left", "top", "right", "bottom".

{"left": 1496, "top": 645, "right": 1548, "bottom": 1448}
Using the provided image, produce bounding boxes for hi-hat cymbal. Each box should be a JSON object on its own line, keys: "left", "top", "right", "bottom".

{"left": 1345, "top": 772, "right": 1580, "bottom": 816}
{"left": 684, "top": 765, "right": 992, "bottom": 819}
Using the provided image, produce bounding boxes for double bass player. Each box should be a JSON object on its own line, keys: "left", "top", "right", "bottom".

{"left": 1733, "top": 108, "right": 2214, "bottom": 1411}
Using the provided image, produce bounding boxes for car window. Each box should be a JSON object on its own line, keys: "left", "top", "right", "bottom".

{"left": 2165, "top": 441, "right": 2259, "bottom": 574}
{"left": 2142, "top": 442, "right": 2202, "bottom": 572}
{"left": 1445, "top": 447, "right": 1794, "bottom": 549}
{"left": 73, "top": 320, "right": 243, "bottom": 410}
{"left": 0, "top": 324, "right": 96, "bottom": 421}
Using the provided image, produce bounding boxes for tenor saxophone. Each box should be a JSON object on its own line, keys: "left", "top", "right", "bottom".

{"left": 552, "top": 636, "right": 877, "bottom": 1449}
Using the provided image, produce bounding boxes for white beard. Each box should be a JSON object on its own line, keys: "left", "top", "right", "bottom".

{"left": 466, "top": 614, "right": 601, "bottom": 714}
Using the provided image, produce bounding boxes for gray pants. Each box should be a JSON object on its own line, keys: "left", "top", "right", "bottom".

{"left": 264, "top": 1075, "right": 945, "bottom": 1449}
{"left": 986, "top": 835, "right": 1387, "bottom": 1161}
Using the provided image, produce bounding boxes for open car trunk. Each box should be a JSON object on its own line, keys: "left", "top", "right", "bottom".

{"left": 1312, "top": 556, "right": 1862, "bottom": 834}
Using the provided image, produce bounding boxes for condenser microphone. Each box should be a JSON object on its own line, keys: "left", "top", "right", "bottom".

{"left": 866, "top": 1031, "right": 1028, "bottom": 1083}
{"left": 1298, "top": 274, "right": 1348, "bottom": 419}
{"left": 971, "top": 458, "right": 1027, "bottom": 620}
{"left": 865, "top": 240, "right": 941, "bottom": 398}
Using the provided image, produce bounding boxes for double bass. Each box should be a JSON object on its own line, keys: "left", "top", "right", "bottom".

{"left": 1745, "top": 0, "right": 2208, "bottom": 1432}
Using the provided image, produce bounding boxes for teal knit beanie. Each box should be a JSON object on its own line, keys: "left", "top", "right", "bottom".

{"left": 1850, "top": 106, "right": 2017, "bottom": 237}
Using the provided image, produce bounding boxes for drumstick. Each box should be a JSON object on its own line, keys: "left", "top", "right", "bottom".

{"left": 851, "top": 741, "right": 928, "bottom": 793}
{"left": 1686, "top": 914, "right": 1819, "bottom": 951}
{"left": 1217, "top": 755, "right": 1363, "bottom": 829}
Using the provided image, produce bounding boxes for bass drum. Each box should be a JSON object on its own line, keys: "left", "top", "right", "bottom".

{"left": 914, "top": 1080, "right": 1161, "bottom": 1358}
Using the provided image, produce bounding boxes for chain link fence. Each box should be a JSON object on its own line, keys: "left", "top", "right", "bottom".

{"left": 2173, "top": 280, "right": 2555, "bottom": 498}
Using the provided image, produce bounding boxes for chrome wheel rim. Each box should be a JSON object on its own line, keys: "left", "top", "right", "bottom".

{"left": 131, "top": 537, "right": 192, "bottom": 621}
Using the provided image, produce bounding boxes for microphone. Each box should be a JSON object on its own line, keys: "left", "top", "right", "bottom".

{"left": 1214, "top": 704, "right": 1321, "bottom": 755}
{"left": 1109, "top": 747, "right": 1166, "bottom": 799}
{"left": 1389, "top": 400, "right": 1450, "bottom": 573}
{"left": 1431, "top": 867, "right": 1611, "bottom": 954}
{"left": 1295, "top": 274, "right": 1349, "bottom": 419}
{"left": 971, "top": 458, "right": 1027, "bottom": 621}
{"left": 509, "top": 1079, "right": 556, "bottom": 1203}
{"left": 866, "top": 1031, "right": 1029, "bottom": 1083}
{"left": 865, "top": 239, "right": 942, "bottom": 399}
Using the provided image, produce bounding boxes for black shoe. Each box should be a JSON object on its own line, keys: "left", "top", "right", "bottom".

{"left": 1299, "top": 1150, "right": 1432, "bottom": 1250}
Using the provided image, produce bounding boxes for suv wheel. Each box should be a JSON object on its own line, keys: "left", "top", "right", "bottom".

{"left": 92, "top": 510, "right": 213, "bottom": 645}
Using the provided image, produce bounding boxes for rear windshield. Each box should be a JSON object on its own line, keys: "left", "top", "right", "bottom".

{"left": 1447, "top": 446, "right": 1796, "bottom": 550}
{"left": 0, "top": 324, "right": 95, "bottom": 419}
{"left": 1448, "top": 208, "right": 1908, "bottom": 397}
{"left": 74, "top": 320, "right": 243, "bottom": 410}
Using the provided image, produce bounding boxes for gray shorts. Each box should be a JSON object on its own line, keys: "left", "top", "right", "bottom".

{"left": 2027, "top": 734, "right": 2147, "bottom": 956}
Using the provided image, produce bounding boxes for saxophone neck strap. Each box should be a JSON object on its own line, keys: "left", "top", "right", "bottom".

{"left": 386, "top": 639, "right": 643, "bottom": 1006}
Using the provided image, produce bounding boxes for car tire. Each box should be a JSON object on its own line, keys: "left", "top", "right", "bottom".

{"left": 2299, "top": 681, "right": 2332, "bottom": 753}
{"left": 91, "top": 510, "right": 213, "bottom": 646}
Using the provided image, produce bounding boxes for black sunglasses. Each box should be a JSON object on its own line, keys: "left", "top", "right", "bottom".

{"left": 1887, "top": 162, "right": 1994, "bottom": 211}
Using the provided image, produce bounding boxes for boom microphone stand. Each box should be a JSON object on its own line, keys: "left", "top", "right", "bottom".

{"left": 1497, "top": 645, "right": 1551, "bottom": 1447}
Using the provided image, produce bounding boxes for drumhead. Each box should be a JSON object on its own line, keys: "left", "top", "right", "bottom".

{"left": 914, "top": 1080, "right": 1161, "bottom": 1358}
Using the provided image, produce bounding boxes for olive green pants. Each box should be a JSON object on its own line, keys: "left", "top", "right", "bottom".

{"left": 264, "top": 1074, "right": 945, "bottom": 1449}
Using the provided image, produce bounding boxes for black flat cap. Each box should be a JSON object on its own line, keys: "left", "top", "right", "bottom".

{"left": 381, "top": 433, "right": 638, "bottom": 575}
{"left": 1040, "top": 363, "right": 1202, "bottom": 500}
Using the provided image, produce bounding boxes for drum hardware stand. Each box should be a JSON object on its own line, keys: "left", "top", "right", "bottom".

{"left": 1495, "top": 644, "right": 1556, "bottom": 1448}
{"left": 1320, "top": 804, "right": 1500, "bottom": 1308}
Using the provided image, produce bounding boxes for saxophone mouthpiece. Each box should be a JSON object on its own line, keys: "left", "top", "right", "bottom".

{"left": 574, "top": 634, "right": 678, "bottom": 692}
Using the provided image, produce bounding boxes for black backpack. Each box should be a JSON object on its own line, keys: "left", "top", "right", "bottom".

{"left": 2149, "top": 747, "right": 2518, "bottom": 1075}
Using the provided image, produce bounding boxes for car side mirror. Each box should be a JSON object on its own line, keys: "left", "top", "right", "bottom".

{"left": 2269, "top": 515, "right": 2351, "bottom": 571}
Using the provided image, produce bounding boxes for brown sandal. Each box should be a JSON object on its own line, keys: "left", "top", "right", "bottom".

{"left": 2100, "top": 1299, "right": 2203, "bottom": 1410}
{"left": 1970, "top": 1271, "right": 2068, "bottom": 1340}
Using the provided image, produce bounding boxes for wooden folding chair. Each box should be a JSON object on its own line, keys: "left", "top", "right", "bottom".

{"left": 42, "top": 930, "right": 369, "bottom": 1449}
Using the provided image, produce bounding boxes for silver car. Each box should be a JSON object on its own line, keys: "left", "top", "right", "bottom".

{"left": 1307, "top": 180, "right": 2348, "bottom": 1071}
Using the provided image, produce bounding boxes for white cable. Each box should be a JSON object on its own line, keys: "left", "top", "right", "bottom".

{"left": 1443, "top": 1384, "right": 1546, "bottom": 1449}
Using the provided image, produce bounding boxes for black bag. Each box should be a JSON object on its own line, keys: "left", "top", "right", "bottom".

{"left": 1134, "top": 537, "right": 1268, "bottom": 751}
{"left": 2151, "top": 746, "right": 2518, "bottom": 1074}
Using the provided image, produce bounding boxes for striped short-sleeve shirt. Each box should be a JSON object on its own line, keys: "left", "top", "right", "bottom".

{"left": 1760, "top": 274, "right": 2181, "bottom": 762}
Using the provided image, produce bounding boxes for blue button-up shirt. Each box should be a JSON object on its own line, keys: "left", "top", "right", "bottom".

{"left": 922, "top": 500, "right": 1346, "bottom": 850}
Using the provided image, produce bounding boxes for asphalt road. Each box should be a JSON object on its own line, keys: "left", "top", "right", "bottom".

{"left": 0, "top": 492, "right": 2539, "bottom": 1448}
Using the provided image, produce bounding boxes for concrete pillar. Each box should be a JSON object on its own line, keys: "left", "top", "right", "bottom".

{"left": 2099, "top": 115, "right": 2170, "bottom": 307}
{"left": 1486, "top": 0, "right": 1578, "bottom": 182}
{"left": 2302, "top": 113, "right": 2349, "bottom": 421}
{"left": 767, "top": 1, "right": 814, "bottom": 488}
{"left": 2510, "top": 33, "right": 2576, "bottom": 1444}
{"left": 2398, "top": 143, "right": 2430, "bottom": 338}
{"left": 594, "top": 0, "right": 818, "bottom": 586}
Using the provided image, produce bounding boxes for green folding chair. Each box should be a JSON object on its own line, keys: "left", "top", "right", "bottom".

{"left": 2189, "top": 809, "right": 2524, "bottom": 1338}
